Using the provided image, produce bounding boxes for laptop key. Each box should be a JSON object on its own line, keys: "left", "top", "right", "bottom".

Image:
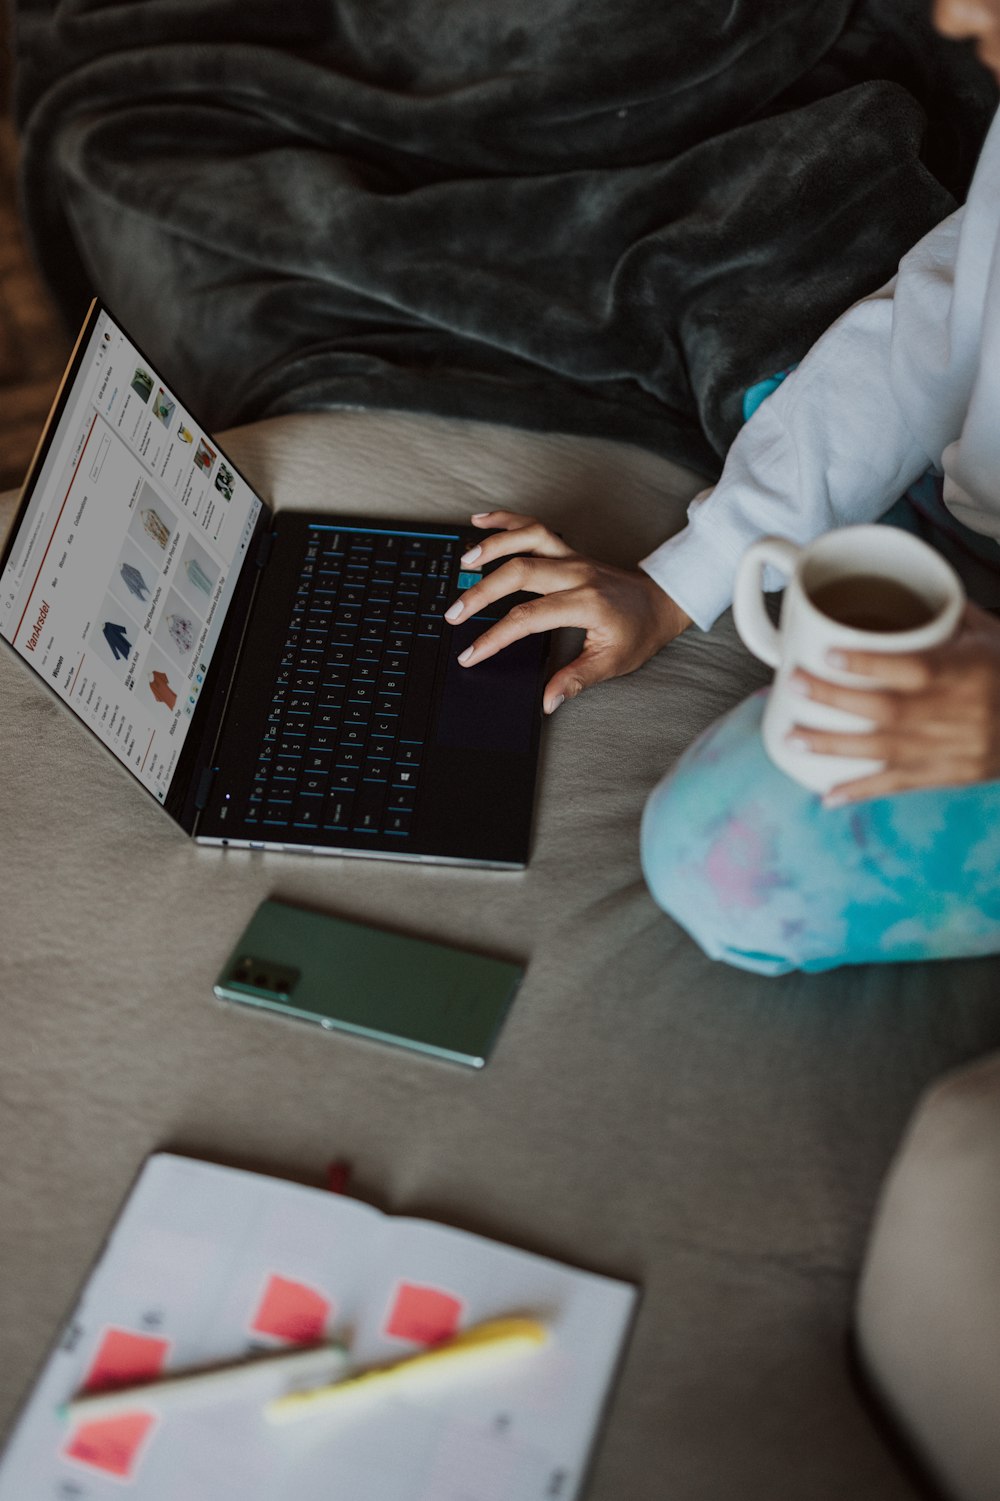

{"left": 368, "top": 734, "right": 395, "bottom": 759}
{"left": 353, "top": 780, "right": 387, "bottom": 832}
{"left": 292, "top": 800, "right": 322, "bottom": 828}
{"left": 399, "top": 642, "right": 438, "bottom": 738}
{"left": 306, "top": 731, "right": 336, "bottom": 752}
{"left": 324, "top": 794, "right": 354, "bottom": 829}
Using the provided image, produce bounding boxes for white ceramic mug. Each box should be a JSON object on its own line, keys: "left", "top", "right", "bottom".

{"left": 732, "top": 525, "right": 965, "bottom": 792}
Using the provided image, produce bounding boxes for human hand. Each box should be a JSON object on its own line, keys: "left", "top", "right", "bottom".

{"left": 444, "top": 511, "right": 691, "bottom": 713}
{"left": 786, "top": 603, "right": 1000, "bottom": 805}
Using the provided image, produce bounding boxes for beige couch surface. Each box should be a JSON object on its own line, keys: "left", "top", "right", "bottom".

{"left": 2, "top": 409, "right": 999, "bottom": 1500}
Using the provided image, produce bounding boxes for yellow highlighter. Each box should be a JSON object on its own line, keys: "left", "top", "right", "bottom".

{"left": 266, "top": 1317, "right": 548, "bottom": 1424}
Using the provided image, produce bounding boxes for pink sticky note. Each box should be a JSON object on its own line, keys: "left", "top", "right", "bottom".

{"left": 384, "top": 1282, "right": 464, "bottom": 1345}
{"left": 251, "top": 1274, "right": 331, "bottom": 1344}
{"left": 64, "top": 1411, "right": 157, "bottom": 1479}
{"left": 84, "top": 1328, "right": 170, "bottom": 1393}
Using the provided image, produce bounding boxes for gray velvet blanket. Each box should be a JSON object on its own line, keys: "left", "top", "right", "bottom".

{"left": 11, "top": 0, "right": 998, "bottom": 474}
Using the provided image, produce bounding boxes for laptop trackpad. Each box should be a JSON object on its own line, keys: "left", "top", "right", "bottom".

{"left": 434, "top": 621, "right": 542, "bottom": 755}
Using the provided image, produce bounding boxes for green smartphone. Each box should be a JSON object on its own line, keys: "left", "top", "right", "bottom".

{"left": 213, "top": 899, "right": 523, "bottom": 1068}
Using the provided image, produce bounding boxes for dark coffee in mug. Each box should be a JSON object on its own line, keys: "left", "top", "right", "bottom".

{"left": 808, "top": 573, "right": 937, "bottom": 633}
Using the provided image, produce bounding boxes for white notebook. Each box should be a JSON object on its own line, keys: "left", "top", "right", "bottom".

{"left": 0, "top": 1154, "right": 636, "bottom": 1500}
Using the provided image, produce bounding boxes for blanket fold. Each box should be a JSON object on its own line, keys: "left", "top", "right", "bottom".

{"left": 12, "top": 0, "right": 998, "bottom": 473}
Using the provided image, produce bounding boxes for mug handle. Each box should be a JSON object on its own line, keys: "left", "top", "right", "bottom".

{"left": 732, "top": 536, "right": 800, "bottom": 668}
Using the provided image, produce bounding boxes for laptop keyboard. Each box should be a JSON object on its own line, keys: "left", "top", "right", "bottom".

{"left": 244, "top": 524, "right": 473, "bottom": 842}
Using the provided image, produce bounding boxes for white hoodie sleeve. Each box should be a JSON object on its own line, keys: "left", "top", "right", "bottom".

{"left": 640, "top": 208, "right": 966, "bottom": 632}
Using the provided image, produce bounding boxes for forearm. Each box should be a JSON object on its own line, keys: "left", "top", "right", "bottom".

{"left": 642, "top": 273, "right": 950, "bottom": 630}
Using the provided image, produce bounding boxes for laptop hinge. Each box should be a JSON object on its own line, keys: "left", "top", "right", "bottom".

{"left": 255, "top": 529, "right": 275, "bottom": 569}
{"left": 194, "top": 765, "right": 217, "bottom": 811}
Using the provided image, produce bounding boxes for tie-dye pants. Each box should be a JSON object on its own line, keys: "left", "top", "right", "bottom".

{"left": 641, "top": 474, "right": 1000, "bottom": 974}
{"left": 641, "top": 690, "right": 1000, "bottom": 974}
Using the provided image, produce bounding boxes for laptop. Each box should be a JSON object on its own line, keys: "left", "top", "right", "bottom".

{"left": 0, "top": 301, "right": 548, "bottom": 868}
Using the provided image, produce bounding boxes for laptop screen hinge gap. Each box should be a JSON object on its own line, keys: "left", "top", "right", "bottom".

{"left": 255, "top": 529, "right": 275, "bottom": 569}
{"left": 195, "top": 765, "right": 218, "bottom": 810}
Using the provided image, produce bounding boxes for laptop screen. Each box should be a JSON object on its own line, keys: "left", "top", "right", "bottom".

{"left": 0, "top": 305, "right": 265, "bottom": 806}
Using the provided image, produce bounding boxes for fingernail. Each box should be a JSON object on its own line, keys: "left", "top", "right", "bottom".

{"left": 786, "top": 733, "right": 810, "bottom": 750}
{"left": 445, "top": 600, "right": 463, "bottom": 622}
{"left": 458, "top": 646, "right": 474, "bottom": 664}
{"left": 471, "top": 512, "right": 491, "bottom": 521}
{"left": 827, "top": 649, "right": 847, "bottom": 668}
{"left": 823, "top": 790, "right": 848, "bottom": 809}
{"left": 546, "top": 694, "right": 565, "bottom": 715}
{"left": 790, "top": 673, "right": 810, "bottom": 697}
{"left": 460, "top": 545, "right": 481, "bottom": 565}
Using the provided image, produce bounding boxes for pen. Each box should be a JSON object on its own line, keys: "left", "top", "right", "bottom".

{"left": 61, "top": 1341, "right": 350, "bottom": 1424}
{"left": 266, "top": 1316, "right": 548, "bottom": 1424}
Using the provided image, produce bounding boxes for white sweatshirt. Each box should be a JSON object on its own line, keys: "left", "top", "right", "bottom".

{"left": 641, "top": 107, "right": 1000, "bottom": 632}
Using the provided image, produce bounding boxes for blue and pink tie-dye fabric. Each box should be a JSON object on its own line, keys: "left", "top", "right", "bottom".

{"left": 641, "top": 691, "right": 1000, "bottom": 974}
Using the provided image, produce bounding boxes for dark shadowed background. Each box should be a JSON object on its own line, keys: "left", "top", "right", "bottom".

{"left": 0, "top": 2, "right": 69, "bottom": 494}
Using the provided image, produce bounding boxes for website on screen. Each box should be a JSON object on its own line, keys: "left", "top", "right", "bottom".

{"left": 0, "top": 310, "right": 263, "bottom": 801}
